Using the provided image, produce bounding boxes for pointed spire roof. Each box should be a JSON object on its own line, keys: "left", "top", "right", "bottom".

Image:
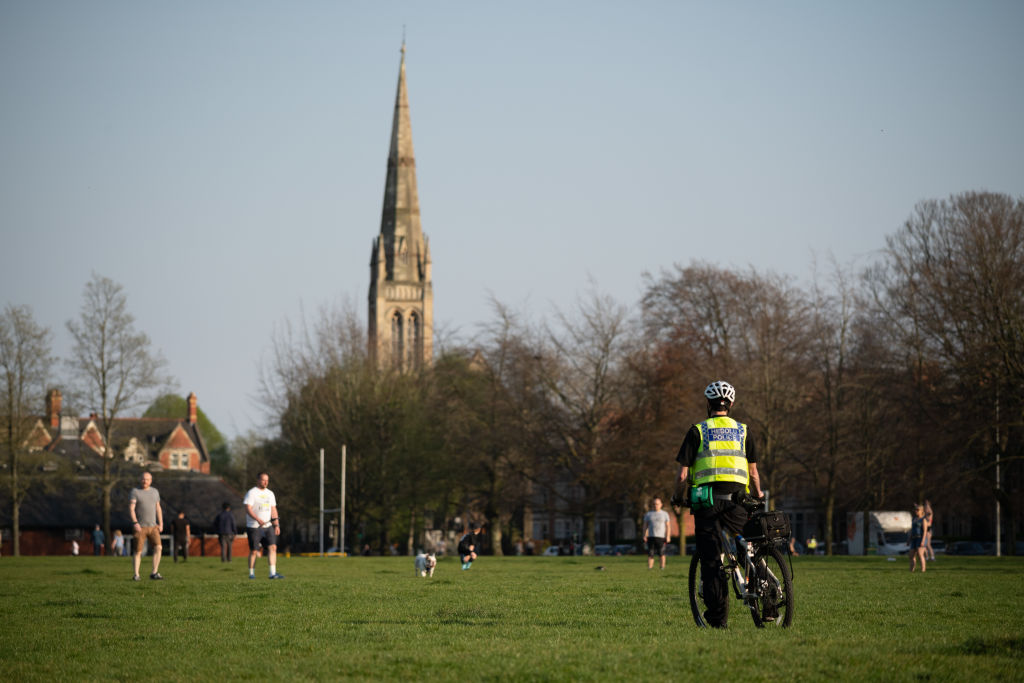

{"left": 378, "top": 42, "right": 425, "bottom": 282}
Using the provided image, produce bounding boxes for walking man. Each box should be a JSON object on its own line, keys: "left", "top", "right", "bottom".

{"left": 215, "top": 502, "right": 237, "bottom": 562}
{"left": 244, "top": 472, "right": 283, "bottom": 579}
{"left": 671, "top": 381, "right": 763, "bottom": 627}
{"left": 171, "top": 510, "right": 190, "bottom": 562}
{"left": 129, "top": 471, "right": 164, "bottom": 581}
{"left": 643, "top": 497, "right": 671, "bottom": 570}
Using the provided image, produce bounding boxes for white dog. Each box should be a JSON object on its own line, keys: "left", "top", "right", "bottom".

{"left": 414, "top": 552, "right": 437, "bottom": 577}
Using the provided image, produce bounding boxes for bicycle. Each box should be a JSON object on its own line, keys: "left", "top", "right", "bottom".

{"left": 688, "top": 496, "right": 794, "bottom": 628}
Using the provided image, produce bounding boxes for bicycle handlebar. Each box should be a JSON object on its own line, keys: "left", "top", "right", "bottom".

{"left": 740, "top": 494, "right": 764, "bottom": 512}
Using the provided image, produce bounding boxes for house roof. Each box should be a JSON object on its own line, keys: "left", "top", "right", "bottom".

{"left": 30, "top": 415, "right": 210, "bottom": 468}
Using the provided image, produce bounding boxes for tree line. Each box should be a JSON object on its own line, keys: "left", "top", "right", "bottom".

{"left": 246, "top": 192, "right": 1023, "bottom": 555}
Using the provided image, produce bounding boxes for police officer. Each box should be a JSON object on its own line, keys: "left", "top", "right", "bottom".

{"left": 671, "top": 381, "right": 763, "bottom": 628}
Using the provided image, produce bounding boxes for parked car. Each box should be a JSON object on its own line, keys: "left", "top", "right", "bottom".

{"left": 542, "top": 545, "right": 562, "bottom": 556}
{"left": 664, "top": 543, "right": 680, "bottom": 555}
{"left": 947, "top": 541, "right": 987, "bottom": 555}
{"left": 930, "top": 539, "right": 946, "bottom": 554}
{"left": 612, "top": 544, "right": 636, "bottom": 556}
{"left": 593, "top": 544, "right": 615, "bottom": 556}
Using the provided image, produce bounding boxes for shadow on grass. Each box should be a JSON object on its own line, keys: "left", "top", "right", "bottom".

{"left": 959, "top": 637, "right": 1024, "bottom": 658}
{"left": 435, "top": 606, "right": 499, "bottom": 626}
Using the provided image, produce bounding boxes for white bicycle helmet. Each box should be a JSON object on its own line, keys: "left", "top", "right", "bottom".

{"left": 704, "top": 380, "right": 736, "bottom": 404}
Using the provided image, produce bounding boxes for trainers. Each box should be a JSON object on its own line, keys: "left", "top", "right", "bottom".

{"left": 269, "top": 573, "right": 285, "bottom": 580}
{"left": 149, "top": 572, "right": 164, "bottom": 580}
{"left": 249, "top": 574, "right": 256, "bottom": 579}
{"left": 132, "top": 575, "right": 140, "bottom": 581}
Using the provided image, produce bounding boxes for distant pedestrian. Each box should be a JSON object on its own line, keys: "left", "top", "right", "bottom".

{"left": 112, "top": 529, "right": 126, "bottom": 557}
{"left": 71, "top": 539, "right": 79, "bottom": 556}
{"left": 129, "top": 471, "right": 164, "bottom": 581}
{"left": 92, "top": 524, "right": 105, "bottom": 556}
{"left": 215, "top": 502, "right": 237, "bottom": 562}
{"left": 458, "top": 522, "right": 483, "bottom": 570}
{"left": 643, "top": 497, "right": 671, "bottom": 570}
{"left": 923, "top": 500, "right": 936, "bottom": 561}
{"left": 910, "top": 504, "right": 929, "bottom": 573}
{"left": 244, "top": 472, "right": 283, "bottom": 579}
{"left": 171, "top": 511, "right": 190, "bottom": 563}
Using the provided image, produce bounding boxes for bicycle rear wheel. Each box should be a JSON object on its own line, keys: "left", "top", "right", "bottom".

{"left": 688, "top": 552, "right": 728, "bottom": 627}
{"left": 749, "top": 544, "right": 793, "bottom": 628}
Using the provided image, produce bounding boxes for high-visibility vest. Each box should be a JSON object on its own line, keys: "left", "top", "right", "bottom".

{"left": 691, "top": 416, "right": 749, "bottom": 489}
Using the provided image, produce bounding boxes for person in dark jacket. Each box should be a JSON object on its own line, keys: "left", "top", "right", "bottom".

{"left": 171, "top": 511, "right": 190, "bottom": 562}
{"left": 458, "top": 522, "right": 483, "bottom": 570}
{"left": 215, "top": 502, "right": 237, "bottom": 562}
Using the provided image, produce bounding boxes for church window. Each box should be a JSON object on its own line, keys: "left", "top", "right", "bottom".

{"left": 391, "top": 312, "right": 404, "bottom": 370}
{"left": 408, "top": 312, "right": 421, "bottom": 370}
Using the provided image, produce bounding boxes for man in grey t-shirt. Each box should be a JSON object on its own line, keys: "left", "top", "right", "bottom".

{"left": 643, "top": 497, "right": 672, "bottom": 570}
{"left": 129, "top": 472, "right": 164, "bottom": 581}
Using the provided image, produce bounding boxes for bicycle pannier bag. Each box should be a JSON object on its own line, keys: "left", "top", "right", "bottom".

{"left": 754, "top": 510, "right": 791, "bottom": 541}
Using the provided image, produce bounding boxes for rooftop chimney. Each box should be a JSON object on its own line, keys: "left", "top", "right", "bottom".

{"left": 46, "top": 389, "right": 62, "bottom": 428}
{"left": 187, "top": 392, "right": 198, "bottom": 424}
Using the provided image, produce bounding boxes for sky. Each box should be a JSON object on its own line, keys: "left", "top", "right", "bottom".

{"left": 2, "top": 1, "right": 1022, "bottom": 439}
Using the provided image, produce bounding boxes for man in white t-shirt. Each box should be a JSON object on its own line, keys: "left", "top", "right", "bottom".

{"left": 244, "top": 472, "right": 283, "bottom": 579}
{"left": 643, "top": 497, "right": 672, "bottom": 570}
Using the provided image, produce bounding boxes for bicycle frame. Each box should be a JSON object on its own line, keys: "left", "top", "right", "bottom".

{"left": 689, "top": 501, "right": 794, "bottom": 628}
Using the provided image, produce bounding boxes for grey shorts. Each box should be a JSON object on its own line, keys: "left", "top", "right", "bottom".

{"left": 247, "top": 526, "right": 278, "bottom": 551}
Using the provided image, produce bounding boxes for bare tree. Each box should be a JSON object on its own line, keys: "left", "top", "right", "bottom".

{"left": 867, "top": 192, "right": 1024, "bottom": 549}
{"left": 65, "top": 274, "right": 172, "bottom": 553}
{"left": 642, "top": 263, "right": 814, "bottom": 506}
{"left": 802, "top": 258, "right": 863, "bottom": 554}
{"left": 260, "top": 297, "right": 451, "bottom": 554}
{"left": 1, "top": 305, "right": 55, "bottom": 556}
{"left": 530, "top": 285, "right": 637, "bottom": 550}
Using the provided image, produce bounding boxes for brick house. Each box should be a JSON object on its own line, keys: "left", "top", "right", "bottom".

{"left": 25, "top": 389, "right": 211, "bottom": 473}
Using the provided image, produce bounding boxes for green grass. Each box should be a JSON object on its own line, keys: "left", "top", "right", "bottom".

{"left": 1, "top": 554, "right": 1022, "bottom": 681}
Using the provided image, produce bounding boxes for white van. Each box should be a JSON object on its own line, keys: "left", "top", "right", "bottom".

{"left": 846, "top": 511, "right": 912, "bottom": 555}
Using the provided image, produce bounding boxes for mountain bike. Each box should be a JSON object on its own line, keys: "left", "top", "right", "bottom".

{"left": 688, "top": 497, "right": 794, "bottom": 628}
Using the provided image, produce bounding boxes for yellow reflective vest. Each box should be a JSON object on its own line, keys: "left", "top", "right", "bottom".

{"left": 691, "top": 416, "right": 749, "bottom": 490}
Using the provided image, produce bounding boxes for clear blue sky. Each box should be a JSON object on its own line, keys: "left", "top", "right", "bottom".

{"left": 2, "top": 1, "right": 1022, "bottom": 438}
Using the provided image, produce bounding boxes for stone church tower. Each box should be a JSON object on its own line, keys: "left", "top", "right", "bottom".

{"left": 369, "top": 45, "right": 433, "bottom": 371}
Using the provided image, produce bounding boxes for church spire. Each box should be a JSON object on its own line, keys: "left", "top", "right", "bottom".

{"left": 379, "top": 41, "right": 423, "bottom": 277}
{"left": 369, "top": 44, "right": 433, "bottom": 371}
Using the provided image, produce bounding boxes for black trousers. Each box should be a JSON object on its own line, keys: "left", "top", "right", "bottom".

{"left": 694, "top": 499, "right": 749, "bottom": 627}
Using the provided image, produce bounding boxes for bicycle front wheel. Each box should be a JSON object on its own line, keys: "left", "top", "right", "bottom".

{"left": 749, "top": 544, "right": 793, "bottom": 628}
{"left": 688, "top": 552, "right": 728, "bottom": 627}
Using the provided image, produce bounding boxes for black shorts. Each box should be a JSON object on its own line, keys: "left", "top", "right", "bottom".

{"left": 647, "top": 537, "right": 666, "bottom": 557}
{"left": 247, "top": 526, "right": 277, "bottom": 551}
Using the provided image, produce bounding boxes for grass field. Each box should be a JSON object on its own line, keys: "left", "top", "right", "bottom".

{"left": 1, "top": 553, "right": 1022, "bottom": 681}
